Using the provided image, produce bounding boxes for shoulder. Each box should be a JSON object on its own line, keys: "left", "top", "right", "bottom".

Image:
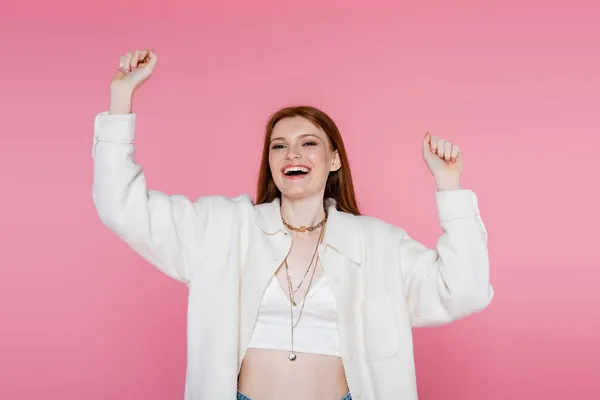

{"left": 359, "top": 213, "right": 405, "bottom": 234}
{"left": 183, "top": 194, "right": 283, "bottom": 229}
{"left": 338, "top": 210, "right": 408, "bottom": 242}
{"left": 190, "top": 193, "right": 254, "bottom": 208}
{"left": 331, "top": 211, "right": 408, "bottom": 263}
{"left": 180, "top": 193, "right": 255, "bottom": 221}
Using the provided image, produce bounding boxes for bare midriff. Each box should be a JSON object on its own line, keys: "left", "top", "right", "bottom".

{"left": 237, "top": 348, "right": 349, "bottom": 400}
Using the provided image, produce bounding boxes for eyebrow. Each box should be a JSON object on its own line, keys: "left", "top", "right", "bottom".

{"left": 270, "top": 134, "right": 321, "bottom": 143}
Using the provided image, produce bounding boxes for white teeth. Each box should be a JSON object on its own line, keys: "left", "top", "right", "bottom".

{"left": 284, "top": 166, "right": 310, "bottom": 174}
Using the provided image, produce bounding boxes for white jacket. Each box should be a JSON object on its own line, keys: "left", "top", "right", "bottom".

{"left": 92, "top": 111, "right": 494, "bottom": 400}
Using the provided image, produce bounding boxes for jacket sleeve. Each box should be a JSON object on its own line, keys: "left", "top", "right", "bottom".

{"left": 92, "top": 111, "right": 250, "bottom": 284}
{"left": 399, "top": 189, "right": 494, "bottom": 327}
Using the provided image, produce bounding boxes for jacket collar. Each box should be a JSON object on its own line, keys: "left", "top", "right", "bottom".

{"left": 254, "top": 197, "right": 362, "bottom": 265}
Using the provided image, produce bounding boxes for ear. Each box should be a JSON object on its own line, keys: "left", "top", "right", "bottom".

{"left": 330, "top": 150, "right": 342, "bottom": 172}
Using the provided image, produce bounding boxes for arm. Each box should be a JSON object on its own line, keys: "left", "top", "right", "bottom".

{"left": 92, "top": 110, "right": 248, "bottom": 283}
{"left": 92, "top": 50, "right": 251, "bottom": 283}
{"left": 399, "top": 189, "right": 494, "bottom": 327}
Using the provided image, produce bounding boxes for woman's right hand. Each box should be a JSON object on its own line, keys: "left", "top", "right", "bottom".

{"left": 109, "top": 49, "right": 157, "bottom": 114}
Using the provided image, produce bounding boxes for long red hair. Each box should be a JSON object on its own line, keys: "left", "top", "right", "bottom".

{"left": 255, "top": 105, "right": 360, "bottom": 215}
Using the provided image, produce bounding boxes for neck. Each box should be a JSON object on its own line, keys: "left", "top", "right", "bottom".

{"left": 280, "top": 193, "right": 326, "bottom": 231}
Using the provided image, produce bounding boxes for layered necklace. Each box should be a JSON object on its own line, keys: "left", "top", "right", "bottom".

{"left": 280, "top": 211, "right": 327, "bottom": 361}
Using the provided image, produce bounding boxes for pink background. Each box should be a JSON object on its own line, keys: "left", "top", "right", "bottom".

{"left": 1, "top": 0, "right": 598, "bottom": 399}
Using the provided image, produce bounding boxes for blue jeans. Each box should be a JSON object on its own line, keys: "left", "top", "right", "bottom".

{"left": 237, "top": 390, "right": 352, "bottom": 400}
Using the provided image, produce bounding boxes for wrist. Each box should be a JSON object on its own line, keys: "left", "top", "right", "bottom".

{"left": 109, "top": 85, "right": 134, "bottom": 114}
{"left": 436, "top": 180, "right": 461, "bottom": 191}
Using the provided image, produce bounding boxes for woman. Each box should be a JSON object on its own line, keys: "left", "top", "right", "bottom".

{"left": 92, "top": 49, "right": 494, "bottom": 400}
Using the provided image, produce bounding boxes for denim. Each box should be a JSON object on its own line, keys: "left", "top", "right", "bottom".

{"left": 237, "top": 390, "right": 352, "bottom": 400}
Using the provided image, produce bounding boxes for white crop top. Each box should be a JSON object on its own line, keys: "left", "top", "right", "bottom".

{"left": 247, "top": 275, "right": 341, "bottom": 357}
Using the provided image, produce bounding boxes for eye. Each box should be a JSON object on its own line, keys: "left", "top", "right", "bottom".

{"left": 303, "top": 141, "right": 317, "bottom": 146}
{"left": 271, "top": 144, "right": 285, "bottom": 150}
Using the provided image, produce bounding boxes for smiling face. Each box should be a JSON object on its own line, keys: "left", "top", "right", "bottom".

{"left": 268, "top": 116, "right": 341, "bottom": 201}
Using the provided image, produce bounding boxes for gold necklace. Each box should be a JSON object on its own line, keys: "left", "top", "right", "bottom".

{"left": 281, "top": 210, "right": 328, "bottom": 233}
{"left": 284, "top": 238, "right": 320, "bottom": 305}
{"left": 285, "top": 225, "right": 324, "bottom": 361}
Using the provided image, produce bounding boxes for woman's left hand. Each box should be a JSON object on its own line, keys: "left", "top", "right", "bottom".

{"left": 422, "top": 132, "right": 463, "bottom": 191}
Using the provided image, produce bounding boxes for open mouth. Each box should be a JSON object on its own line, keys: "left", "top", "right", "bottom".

{"left": 283, "top": 166, "right": 311, "bottom": 177}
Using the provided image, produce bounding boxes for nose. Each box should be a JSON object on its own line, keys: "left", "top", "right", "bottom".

{"left": 285, "top": 145, "right": 301, "bottom": 160}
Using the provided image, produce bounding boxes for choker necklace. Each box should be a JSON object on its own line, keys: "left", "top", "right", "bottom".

{"left": 281, "top": 211, "right": 328, "bottom": 233}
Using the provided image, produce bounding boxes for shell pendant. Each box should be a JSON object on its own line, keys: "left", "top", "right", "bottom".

{"left": 289, "top": 353, "right": 297, "bottom": 361}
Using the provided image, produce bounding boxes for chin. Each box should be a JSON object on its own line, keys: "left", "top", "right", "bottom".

{"left": 277, "top": 185, "right": 323, "bottom": 201}
{"left": 280, "top": 189, "right": 310, "bottom": 200}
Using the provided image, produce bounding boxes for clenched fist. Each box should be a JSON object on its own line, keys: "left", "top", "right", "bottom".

{"left": 422, "top": 132, "right": 463, "bottom": 191}
{"left": 110, "top": 49, "right": 157, "bottom": 93}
